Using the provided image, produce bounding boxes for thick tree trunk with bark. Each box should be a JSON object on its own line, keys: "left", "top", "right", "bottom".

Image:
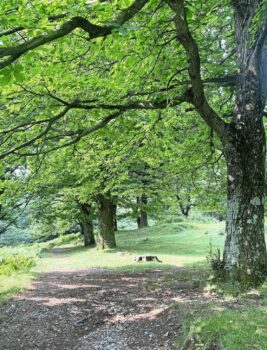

{"left": 223, "top": 127, "right": 267, "bottom": 285}
{"left": 78, "top": 202, "right": 95, "bottom": 247}
{"left": 219, "top": 1, "right": 267, "bottom": 286}
{"left": 137, "top": 194, "right": 148, "bottom": 228}
{"left": 97, "top": 192, "right": 116, "bottom": 248}
{"left": 165, "top": 0, "right": 267, "bottom": 286}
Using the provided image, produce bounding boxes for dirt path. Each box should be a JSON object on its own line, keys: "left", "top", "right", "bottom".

{"left": 0, "top": 252, "right": 240, "bottom": 350}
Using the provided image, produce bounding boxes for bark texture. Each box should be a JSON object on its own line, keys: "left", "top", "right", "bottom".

{"left": 223, "top": 127, "right": 267, "bottom": 284}
{"left": 78, "top": 202, "right": 95, "bottom": 247}
{"left": 221, "top": 1, "right": 267, "bottom": 285}
{"left": 97, "top": 192, "right": 116, "bottom": 249}
{"left": 112, "top": 196, "right": 118, "bottom": 231}
{"left": 137, "top": 194, "right": 149, "bottom": 228}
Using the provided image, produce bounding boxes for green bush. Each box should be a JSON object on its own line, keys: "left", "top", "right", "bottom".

{"left": 0, "top": 232, "right": 81, "bottom": 278}
{"left": 160, "top": 210, "right": 219, "bottom": 224}
{"left": 55, "top": 233, "right": 81, "bottom": 245}
{"left": 36, "top": 233, "right": 81, "bottom": 249}
{"left": 0, "top": 249, "right": 36, "bottom": 276}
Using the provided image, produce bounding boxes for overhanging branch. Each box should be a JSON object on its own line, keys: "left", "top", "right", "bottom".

{"left": 0, "top": 0, "right": 148, "bottom": 69}
{"left": 0, "top": 90, "right": 189, "bottom": 159}
{"left": 164, "top": 0, "right": 227, "bottom": 140}
{"left": 0, "top": 106, "right": 70, "bottom": 160}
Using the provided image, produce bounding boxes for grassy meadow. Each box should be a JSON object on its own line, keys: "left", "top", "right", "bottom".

{"left": 0, "top": 221, "right": 224, "bottom": 302}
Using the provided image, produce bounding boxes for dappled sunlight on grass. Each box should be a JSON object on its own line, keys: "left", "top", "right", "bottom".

{"left": 0, "top": 271, "right": 40, "bottom": 303}
{"left": 32, "top": 222, "right": 225, "bottom": 274}
{"left": 186, "top": 307, "right": 267, "bottom": 350}
{"left": 0, "top": 222, "right": 220, "bottom": 314}
{"left": 0, "top": 221, "right": 226, "bottom": 304}
{"left": 116, "top": 222, "right": 225, "bottom": 256}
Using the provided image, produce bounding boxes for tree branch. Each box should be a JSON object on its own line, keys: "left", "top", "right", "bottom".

{"left": 0, "top": 26, "right": 25, "bottom": 38}
{"left": 0, "top": 106, "right": 70, "bottom": 160}
{"left": 0, "top": 0, "right": 148, "bottom": 69}
{"left": 164, "top": 0, "right": 227, "bottom": 140}
{"left": 0, "top": 13, "right": 70, "bottom": 38}
{"left": 1, "top": 91, "right": 189, "bottom": 158}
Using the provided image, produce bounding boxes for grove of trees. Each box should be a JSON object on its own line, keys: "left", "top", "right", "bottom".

{"left": 1, "top": 0, "right": 267, "bottom": 287}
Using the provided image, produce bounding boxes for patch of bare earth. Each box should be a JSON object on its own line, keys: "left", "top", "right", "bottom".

{"left": 0, "top": 253, "right": 244, "bottom": 350}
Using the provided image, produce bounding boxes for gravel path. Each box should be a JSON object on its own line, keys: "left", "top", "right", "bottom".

{"left": 0, "top": 261, "right": 233, "bottom": 349}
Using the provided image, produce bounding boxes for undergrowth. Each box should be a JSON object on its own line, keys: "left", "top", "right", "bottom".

{"left": 0, "top": 250, "right": 36, "bottom": 275}
{"left": 0, "top": 233, "right": 81, "bottom": 277}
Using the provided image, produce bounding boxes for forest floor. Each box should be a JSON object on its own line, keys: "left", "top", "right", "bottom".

{"left": 0, "top": 222, "right": 267, "bottom": 349}
{"left": 0, "top": 248, "right": 241, "bottom": 350}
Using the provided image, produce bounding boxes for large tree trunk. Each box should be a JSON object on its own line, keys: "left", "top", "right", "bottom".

{"left": 137, "top": 194, "right": 148, "bottom": 228}
{"left": 222, "top": 129, "right": 267, "bottom": 285}
{"left": 97, "top": 192, "right": 116, "bottom": 248}
{"left": 78, "top": 202, "right": 95, "bottom": 247}
{"left": 220, "top": 2, "right": 267, "bottom": 286}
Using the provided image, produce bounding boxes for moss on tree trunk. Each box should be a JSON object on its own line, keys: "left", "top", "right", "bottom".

{"left": 97, "top": 192, "right": 116, "bottom": 249}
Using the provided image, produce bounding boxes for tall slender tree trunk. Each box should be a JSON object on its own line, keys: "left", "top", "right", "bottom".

{"left": 176, "top": 192, "right": 192, "bottom": 218}
{"left": 78, "top": 202, "right": 95, "bottom": 247}
{"left": 97, "top": 192, "right": 116, "bottom": 248}
{"left": 137, "top": 194, "right": 148, "bottom": 228}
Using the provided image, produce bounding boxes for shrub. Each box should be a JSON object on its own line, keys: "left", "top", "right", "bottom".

{"left": 0, "top": 249, "right": 36, "bottom": 276}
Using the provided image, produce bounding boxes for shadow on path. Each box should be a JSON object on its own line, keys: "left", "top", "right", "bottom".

{"left": 0, "top": 266, "right": 241, "bottom": 350}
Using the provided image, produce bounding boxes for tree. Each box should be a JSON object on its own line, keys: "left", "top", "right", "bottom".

{"left": 0, "top": 0, "right": 267, "bottom": 285}
{"left": 137, "top": 194, "right": 149, "bottom": 228}
{"left": 97, "top": 191, "right": 116, "bottom": 248}
{"left": 77, "top": 201, "right": 95, "bottom": 247}
{"left": 163, "top": 0, "right": 267, "bottom": 285}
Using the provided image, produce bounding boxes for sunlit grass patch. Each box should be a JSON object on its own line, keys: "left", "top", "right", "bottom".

{"left": 115, "top": 222, "right": 225, "bottom": 257}
{"left": 0, "top": 271, "right": 40, "bottom": 303}
{"left": 181, "top": 307, "right": 267, "bottom": 350}
{"left": 0, "top": 222, "right": 224, "bottom": 299}
{"left": 29, "top": 222, "right": 225, "bottom": 275}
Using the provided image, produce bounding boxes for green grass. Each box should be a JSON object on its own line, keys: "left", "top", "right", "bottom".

{"left": 0, "top": 249, "right": 37, "bottom": 275}
{"left": 36, "top": 222, "right": 225, "bottom": 272}
{"left": 0, "top": 233, "right": 82, "bottom": 302}
{"left": 0, "top": 271, "right": 41, "bottom": 303}
{"left": 172, "top": 282, "right": 267, "bottom": 350}
{"left": 0, "top": 221, "right": 224, "bottom": 301}
{"left": 0, "top": 245, "right": 39, "bottom": 303}
{"left": 117, "top": 222, "right": 225, "bottom": 256}
{"left": 183, "top": 307, "right": 267, "bottom": 350}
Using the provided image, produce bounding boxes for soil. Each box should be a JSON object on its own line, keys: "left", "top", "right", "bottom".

{"left": 0, "top": 249, "right": 243, "bottom": 350}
